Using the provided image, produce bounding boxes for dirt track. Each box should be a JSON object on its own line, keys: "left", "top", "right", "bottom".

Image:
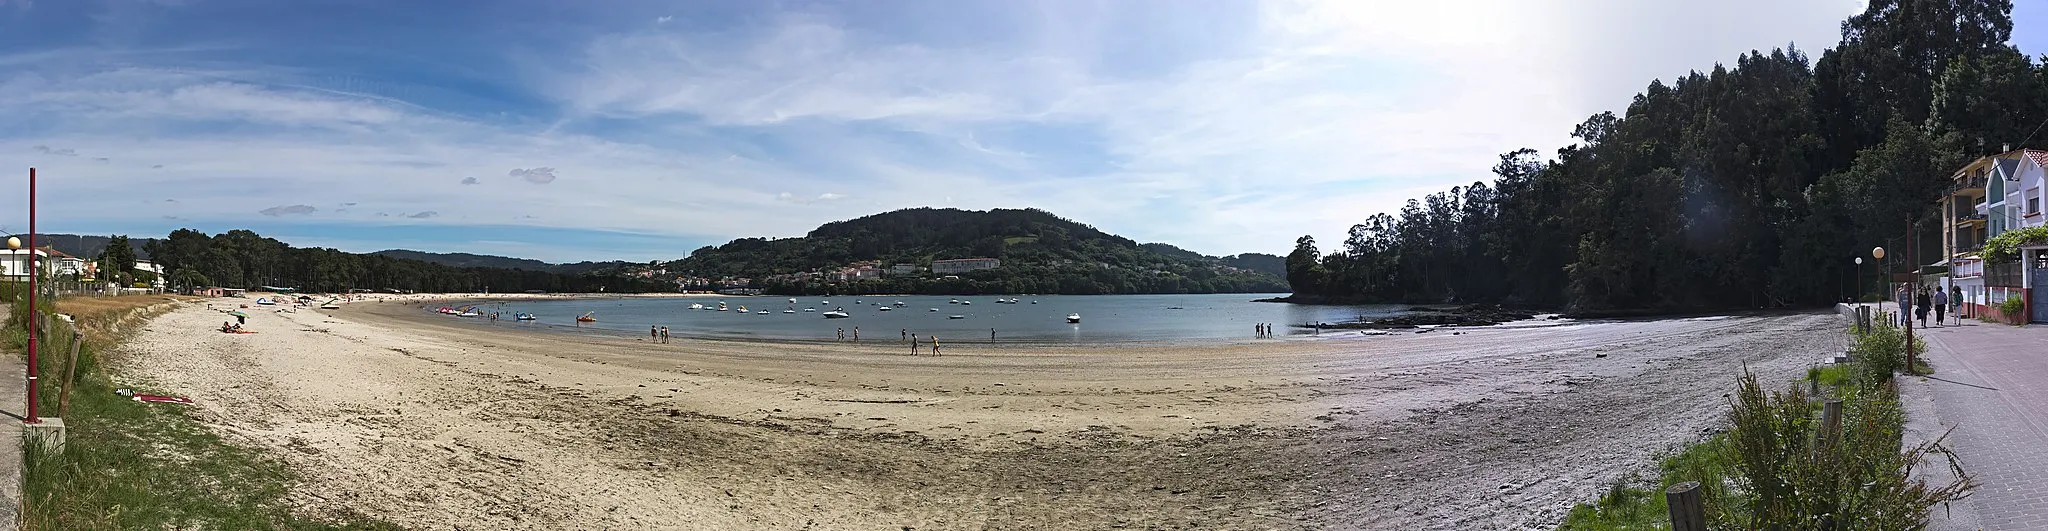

{"left": 115, "top": 298, "right": 1842, "bottom": 530}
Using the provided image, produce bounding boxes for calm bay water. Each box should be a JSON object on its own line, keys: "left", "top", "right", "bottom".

{"left": 439, "top": 294, "right": 1412, "bottom": 343}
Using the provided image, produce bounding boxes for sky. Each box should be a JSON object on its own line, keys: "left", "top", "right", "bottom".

{"left": 4, "top": 0, "right": 2027, "bottom": 264}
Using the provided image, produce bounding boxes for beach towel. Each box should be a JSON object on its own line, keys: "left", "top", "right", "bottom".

{"left": 133, "top": 394, "right": 195, "bottom": 405}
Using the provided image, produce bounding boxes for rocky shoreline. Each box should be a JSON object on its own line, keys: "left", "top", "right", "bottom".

{"left": 1302, "top": 304, "right": 1544, "bottom": 330}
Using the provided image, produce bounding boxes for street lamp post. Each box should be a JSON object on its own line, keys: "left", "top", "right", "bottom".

{"left": 15, "top": 168, "right": 40, "bottom": 424}
{"left": 1854, "top": 256, "right": 1864, "bottom": 302}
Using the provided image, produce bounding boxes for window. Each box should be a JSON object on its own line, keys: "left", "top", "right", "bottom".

{"left": 2032, "top": 189, "right": 2042, "bottom": 216}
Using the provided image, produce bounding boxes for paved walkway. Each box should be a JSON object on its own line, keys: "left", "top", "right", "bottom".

{"left": 1906, "top": 318, "right": 2048, "bottom": 530}
{"left": 0, "top": 305, "right": 23, "bottom": 530}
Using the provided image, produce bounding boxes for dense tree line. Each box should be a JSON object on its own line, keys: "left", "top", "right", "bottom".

{"left": 1289, "top": 0, "right": 2026, "bottom": 313}
{"left": 139, "top": 229, "right": 665, "bottom": 294}
{"left": 672, "top": 208, "right": 1290, "bottom": 295}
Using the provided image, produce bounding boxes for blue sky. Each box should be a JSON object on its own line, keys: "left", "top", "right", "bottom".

{"left": 0, "top": 0, "right": 1999, "bottom": 263}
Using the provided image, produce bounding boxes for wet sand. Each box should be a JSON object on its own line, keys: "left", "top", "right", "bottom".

{"left": 115, "top": 297, "right": 1843, "bottom": 529}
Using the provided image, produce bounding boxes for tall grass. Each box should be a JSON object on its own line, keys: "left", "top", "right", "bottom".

{"left": 4, "top": 289, "right": 397, "bottom": 530}
{"left": 1558, "top": 322, "right": 1971, "bottom": 530}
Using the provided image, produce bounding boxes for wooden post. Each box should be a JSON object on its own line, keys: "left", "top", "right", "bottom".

{"left": 1819, "top": 399, "right": 1843, "bottom": 451}
{"left": 1666, "top": 481, "right": 1706, "bottom": 531}
{"left": 58, "top": 331, "right": 80, "bottom": 418}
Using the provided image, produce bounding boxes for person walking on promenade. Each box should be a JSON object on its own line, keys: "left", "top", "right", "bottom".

{"left": 1896, "top": 284, "right": 1911, "bottom": 327}
{"left": 1933, "top": 288, "right": 1948, "bottom": 327}
{"left": 1952, "top": 285, "right": 1965, "bottom": 324}
{"left": 1915, "top": 288, "right": 1932, "bottom": 328}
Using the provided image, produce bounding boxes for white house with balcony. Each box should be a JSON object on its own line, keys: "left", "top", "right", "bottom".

{"left": 1948, "top": 149, "right": 2048, "bottom": 322}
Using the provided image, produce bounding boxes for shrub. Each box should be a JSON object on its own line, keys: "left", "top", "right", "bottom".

{"left": 2000, "top": 295, "right": 2025, "bottom": 323}
{"left": 1720, "top": 371, "right": 1972, "bottom": 529}
{"left": 1851, "top": 321, "right": 1908, "bottom": 382}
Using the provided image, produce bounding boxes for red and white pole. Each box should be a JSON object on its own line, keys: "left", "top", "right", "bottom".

{"left": 25, "top": 168, "right": 38, "bottom": 424}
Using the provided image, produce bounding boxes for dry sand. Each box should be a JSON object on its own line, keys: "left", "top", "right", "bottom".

{"left": 113, "top": 296, "right": 1843, "bottom": 530}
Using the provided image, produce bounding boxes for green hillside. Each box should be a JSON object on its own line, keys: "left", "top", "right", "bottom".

{"left": 668, "top": 208, "right": 1288, "bottom": 295}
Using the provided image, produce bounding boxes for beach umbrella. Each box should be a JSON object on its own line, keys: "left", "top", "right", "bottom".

{"left": 229, "top": 310, "right": 248, "bottom": 317}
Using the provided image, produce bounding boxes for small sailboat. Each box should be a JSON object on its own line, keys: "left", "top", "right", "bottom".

{"left": 1067, "top": 313, "right": 1081, "bottom": 323}
{"left": 736, "top": 305, "right": 748, "bottom": 313}
{"left": 576, "top": 311, "right": 597, "bottom": 323}
{"left": 717, "top": 302, "right": 729, "bottom": 312}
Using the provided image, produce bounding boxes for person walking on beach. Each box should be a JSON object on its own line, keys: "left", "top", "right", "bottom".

{"left": 837, "top": 327, "right": 845, "bottom": 341}
{"left": 651, "top": 325, "right": 659, "bottom": 341}
{"left": 1932, "top": 288, "right": 1948, "bottom": 327}
{"left": 931, "top": 335, "right": 941, "bottom": 356}
{"left": 901, "top": 328, "right": 907, "bottom": 342}
{"left": 853, "top": 327, "right": 860, "bottom": 341}
{"left": 991, "top": 327, "right": 996, "bottom": 342}
{"left": 911, "top": 334, "right": 919, "bottom": 354}
{"left": 660, "top": 326, "right": 670, "bottom": 343}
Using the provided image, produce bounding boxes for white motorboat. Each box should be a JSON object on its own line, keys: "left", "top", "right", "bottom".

{"left": 717, "top": 302, "right": 729, "bottom": 311}
{"left": 822, "top": 308, "right": 850, "bottom": 318}
{"left": 929, "top": 308, "right": 939, "bottom": 312}
{"left": 893, "top": 301, "right": 906, "bottom": 307}
{"left": 689, "top": 303, "right": 704, "bottom": 310}
{"left": 877, "top": 306, "right": 892, "bottom": 311}
{"left": 960, "top": 300, "right": 971, "bottom": 306}
{"left": 789, "top": 298, "right": 798, "bottom": 303}
{"left": 803, "top": 307, "right": 818, "bottom": 312}
{"left": 948, "top": 299, "right": 959, "bottom": 304}
{"left": 784, "top": 309, "right": 796, "bottom": 314}
{"left": 757, "top": 310, "right": 770, "bottom": 315}
{"left": 948, "top": 315, "right": 965, "bottom": 319}
{"left": 1067, "top": 313, "right": 1081, "bottom": 323}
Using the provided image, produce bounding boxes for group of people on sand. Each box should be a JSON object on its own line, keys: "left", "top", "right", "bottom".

{"left": 648, "top": 325, "right": 670, "bottom": 343}
{"left": 899, "top": 328, "right": 942, "bottom": 355}
{"left": 219, "top": 321, "right": 246, "bottom": 333}
{"left": 1254, "top": 323, "right": 1277, "bottom": 337}
{"left": 1895, "top": 284, "right": 1965, "bottom": 327}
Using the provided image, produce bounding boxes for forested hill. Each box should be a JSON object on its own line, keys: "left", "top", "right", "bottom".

{"left": 31, "top": 234, "right": 158, "bottom": 260}
{"left": 370, "top": 249, "right": 626, "bottom": 274}
{"left": 138, "top": 229, "right": 665, "bottom": 294}
{"left": 1288, "top": 1, "right": 2023, "bottom": 314}
{"left": 669, "top": 207, "right": 1289, "bottom": 295}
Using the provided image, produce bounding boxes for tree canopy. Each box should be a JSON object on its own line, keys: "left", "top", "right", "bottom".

{"left": 139, "top": 229, "right": 665, "bottom": 294}
{"left": 1288, "top": 0, "right": 2026, "bottom": 313}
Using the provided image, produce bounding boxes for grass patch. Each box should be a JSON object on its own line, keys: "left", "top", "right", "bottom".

{"left": 8, "top": 292, "right": 398, "bottom": 530}
{"left": 1559, "top": 436, "right": 1739, "bottom": 529}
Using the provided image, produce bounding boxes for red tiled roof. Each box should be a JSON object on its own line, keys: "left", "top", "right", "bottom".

{"left": 2024, "top": 149, "right": 2048, "bottom": 170}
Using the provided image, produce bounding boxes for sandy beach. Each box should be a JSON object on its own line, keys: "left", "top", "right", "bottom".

{"left": 111, "top": 295, "right": 1843, "bottom": 529}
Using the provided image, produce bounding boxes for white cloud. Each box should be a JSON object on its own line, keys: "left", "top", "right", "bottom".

{"left": 655, "top": 15, "right": 672, "bottom": 24}
{"left": 508, "top": 167, "right": 557, "bottom": 184}
{"left": 259, "top": 204, "right": 317, "bottom": 216}
{"left": 1, "top": 0, "right": 1862, "bottom": 259}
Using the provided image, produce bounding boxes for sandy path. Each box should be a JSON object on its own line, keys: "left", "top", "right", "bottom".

{"left": 114, "top": 298, "right": 1841, "bottom": 530}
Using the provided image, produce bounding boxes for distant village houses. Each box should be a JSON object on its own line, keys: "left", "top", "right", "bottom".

{"left": 931, "top": 258, "right": 1000, "bottom": 274}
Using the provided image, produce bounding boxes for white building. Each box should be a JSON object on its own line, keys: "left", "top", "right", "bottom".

{"left": 1941, "top": 149, "right": 2048, "bottom": 323}
{"left": 0, "top": 248, "right": 51, "bottom": 280}
{"left": 931, "top": 258, "right": 1000, "bottom": 274}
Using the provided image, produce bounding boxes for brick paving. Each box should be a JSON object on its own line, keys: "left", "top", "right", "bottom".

{"left": 1911, "top": 320, "right": 2048, "bottom": 530}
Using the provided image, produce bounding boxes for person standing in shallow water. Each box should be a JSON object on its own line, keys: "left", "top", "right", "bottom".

{"left": 651, "top": 325, "right": 659, "bottom": 341}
